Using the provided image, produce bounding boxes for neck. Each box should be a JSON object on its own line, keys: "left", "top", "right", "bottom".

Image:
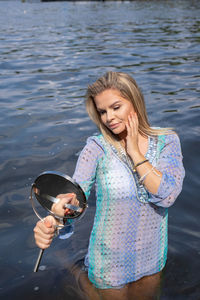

{"left": 118, "top": 132, "right": 148, "bottom": 154}
{"left": 118, "top": 131, "right": 146, "bottom": 143}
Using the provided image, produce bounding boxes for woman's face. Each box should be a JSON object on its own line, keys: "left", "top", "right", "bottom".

{"left": 94, "top": 89, "right": 135, "bottom": 139}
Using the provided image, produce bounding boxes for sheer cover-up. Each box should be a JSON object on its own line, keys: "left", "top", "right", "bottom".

{"left": 72, "top": 133, "right": 185, "bottom": 289}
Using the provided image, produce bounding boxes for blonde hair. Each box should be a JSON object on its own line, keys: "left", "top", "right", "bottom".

{"left": 86, "top": 71, "right": 171, "bottom": 146}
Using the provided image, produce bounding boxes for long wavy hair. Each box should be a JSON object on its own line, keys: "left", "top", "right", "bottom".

{"left": 86, "top": 71, "right": 170, "bottom": 146}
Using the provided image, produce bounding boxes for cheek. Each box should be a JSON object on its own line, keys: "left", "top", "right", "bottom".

{"left": 121, "top": 106, "right": 134, "bottom": 121}
{"left": 100, "top": 115, "right": 106, "bottom": 124}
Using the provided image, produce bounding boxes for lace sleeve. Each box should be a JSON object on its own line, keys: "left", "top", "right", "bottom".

{"left": 149, "top": 133, "right": 185, "bottom": 207}
{"left": 73, "top": 137, "right": 104, "bottom": 200}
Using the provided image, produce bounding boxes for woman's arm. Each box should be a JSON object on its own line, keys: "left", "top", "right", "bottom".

{"left": 147, "top": 133, "right": 185, "bottom": 207}
{"left": 131, "top": 133, "right": 185, "bottom": 208}
{"left": 125, "top": 113, "right": 185, "bottom": 207}
{"left": 72, "top": 137, "right": 104, "bottom": 199}
{"left": 33, "top": 138, "right": 103, "bottom": 248}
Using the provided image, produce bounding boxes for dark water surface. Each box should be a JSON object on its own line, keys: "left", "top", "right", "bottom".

{"left": 0, "top": 0, "right": 199, "bottom": 299}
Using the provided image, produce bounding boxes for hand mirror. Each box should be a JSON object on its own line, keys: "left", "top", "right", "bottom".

{"left": 30, "top": 171, "right": 87, "bottom": 272}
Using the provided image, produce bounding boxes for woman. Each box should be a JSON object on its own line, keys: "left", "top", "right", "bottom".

{"left": 34, "top": 71, "right": 185, "bottom": 300}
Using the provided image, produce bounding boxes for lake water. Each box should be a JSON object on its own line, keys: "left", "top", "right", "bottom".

{"left": 0, "top": 0, "right": 199, "bottom": 299}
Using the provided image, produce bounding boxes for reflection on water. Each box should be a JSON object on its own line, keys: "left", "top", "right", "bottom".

{"left": 0, "top": 1, "right": 199, "bottom": 299}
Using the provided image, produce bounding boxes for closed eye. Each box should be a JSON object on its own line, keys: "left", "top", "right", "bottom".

{"left": 98, "top": 110, "right": 106, "bottom": 115}
{"left": 114, "top": 106, "right": 120, "bottom": 110}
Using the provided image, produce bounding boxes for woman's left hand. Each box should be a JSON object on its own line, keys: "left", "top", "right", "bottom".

{"left": 125, "top": 112, "right": 140, "bottom": 158}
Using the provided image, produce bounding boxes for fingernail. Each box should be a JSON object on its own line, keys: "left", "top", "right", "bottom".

{"left": 64, "top": 209, "right": 69, "bottom": 215}
{"left": 44, "top": 220, "right": 52, "bottom": 228}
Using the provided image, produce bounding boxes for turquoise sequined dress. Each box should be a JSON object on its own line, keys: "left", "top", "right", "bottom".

{"left": 73, "top": 133, "right": 185, "bottom": 289}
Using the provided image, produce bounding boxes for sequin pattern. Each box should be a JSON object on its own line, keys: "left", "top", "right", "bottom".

{"left": 72, "top": 133, "right": 185, "bottom": 289}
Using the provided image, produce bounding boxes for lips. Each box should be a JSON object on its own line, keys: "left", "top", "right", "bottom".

{"left": 109, "top": 123, "right": 120, "bottom": 129}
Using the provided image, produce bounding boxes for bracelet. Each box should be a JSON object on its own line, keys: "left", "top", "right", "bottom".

{"left": 152, "top": 168, "right": 162, "bottom": 177}
{"left": 139, "top": 166, "right": 161, "bottom": 184}
{"left": 139, "top": 166, "right": 155, "bottom": 184}
{"left": 133, "top": 159, "right": 148, "bottom": 172}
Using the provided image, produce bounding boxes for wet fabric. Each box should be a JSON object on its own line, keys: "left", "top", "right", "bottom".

{"left": 72, "top": 133, "right": 185, "bottom": 289}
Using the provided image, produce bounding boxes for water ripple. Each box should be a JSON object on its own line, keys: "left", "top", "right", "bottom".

{"left": 0, "top": 1, "right": 199, "bottom": 299}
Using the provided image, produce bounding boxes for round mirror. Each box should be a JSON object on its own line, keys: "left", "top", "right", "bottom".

{"left": 30, "top": 171, "right": 87, "bottom": 222}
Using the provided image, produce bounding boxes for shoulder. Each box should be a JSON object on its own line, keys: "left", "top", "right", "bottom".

{"left": 86, "top": 134, "right": 107, "bottom": 153}
{"left": 156, "top": 130, "right": 182, "bottom": 156}
{"left": 78, "top": 134, "right": 105, "bottom": 160}
{"left": 157, "top": 130, "right": 180, "bottom": 144}
{"left": 149, "top": 127, "right": 181, "bottom": 153}
{"left": 151, "top": 127, "right": 177, "bottom": 139}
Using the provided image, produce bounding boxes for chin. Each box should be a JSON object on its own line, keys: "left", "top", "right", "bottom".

{"left": 105, "top": 125, "right": 126, "bottom": 138}
{"left": 112, "top": 128, "right": 126, "bottom": 137}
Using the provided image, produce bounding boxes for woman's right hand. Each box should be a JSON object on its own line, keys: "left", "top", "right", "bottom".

{"left": 51, "top": 193, "right": 81, "bottom": 217}
{"left": 33, "top": 215, "right": 57, "bottom": 249}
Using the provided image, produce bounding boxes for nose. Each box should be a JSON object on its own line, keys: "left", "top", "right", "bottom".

{"left": 106, "top": 110, "right": 114, "bottom": 123}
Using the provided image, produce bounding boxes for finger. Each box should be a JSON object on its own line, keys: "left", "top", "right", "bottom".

{"left": 34, "top": 223, "right": 55, "bottom": 238}
{"left": 57, "top": 193, "right": 74, "bottom": 199}
{"left": 34, "top": 229, "right": 54, "bottom": 242}
{"left": 57, "top": 198, "right": 73, "bottom": 211}
{"left": 64, "top": 208, "right": 70, "bottom": 216}
{"left": 129, "top": 112, "right": 138, "bottom": 134}
{"left": 133, "top": 112, "right": 138, "bottom": 128}
{"left": 71, "top": 194, "right": 79, "bottom": 206}
{"left": 127, "top": 114, "right": 135, "bottom": 135}
{"left": 59, "top": 194, "right": 78, "bottom": 210}
{"left": 35, "top": 235, "right": 53, "bottom": 249}
{"left": 125, "top": 120, "right": 131, "bottom": 136}
{"left": 65, "top": 194, "right": 80, "bottom": 215}
{"left": 34, "top": 229, "right": 54, "bottom": 249}
{"left": 44, "top": 215, "right": 57, "bottom": 228}
{"left": 56, "top": 194, "right": 74, "bottom": 206}
{"left": 35, "top": 219, "right": 55, "bottom": 235}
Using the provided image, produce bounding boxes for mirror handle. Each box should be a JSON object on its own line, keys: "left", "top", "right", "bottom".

{"left": 33, "top": 249, "right": 44, "bottom": 272}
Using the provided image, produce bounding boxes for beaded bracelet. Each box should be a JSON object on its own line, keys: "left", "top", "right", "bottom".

{"left": 139, "top": 166, "right": 154, "bottom": 184}
{"left": 139, "top": 166, "right": 162, "bottom": 184}
{"left": 152, "top": 168, "right": 162, "bottom": 177}
{"left": 133, "top": 159, "right": 148, "bottom": 172}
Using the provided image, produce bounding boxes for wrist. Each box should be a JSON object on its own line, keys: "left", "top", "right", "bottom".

{"left": 129, "top": 152, "right": 145, "bottom": 165}
{"left": 133, "top": 159, "right": 149, "bottom": 172}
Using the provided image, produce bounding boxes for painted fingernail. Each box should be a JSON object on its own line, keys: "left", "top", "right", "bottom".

{"left": 64, "top": 209, "right": 69, "bottom": 216}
